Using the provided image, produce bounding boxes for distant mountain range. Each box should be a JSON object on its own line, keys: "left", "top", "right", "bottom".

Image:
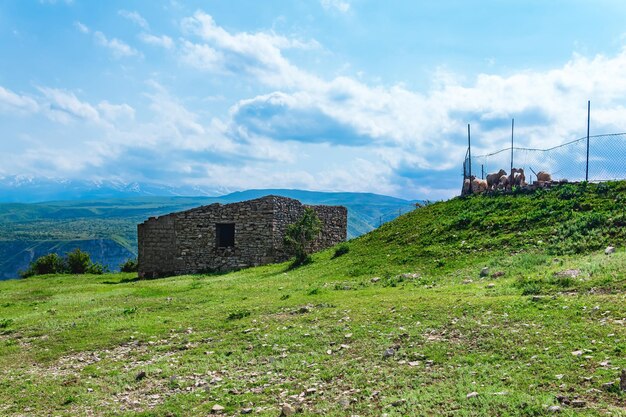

{"left": 0, "top": 180, "right": 419, "bottom": 280}
{"left": 0, "top": 176, "right": 222, "bottom": 203}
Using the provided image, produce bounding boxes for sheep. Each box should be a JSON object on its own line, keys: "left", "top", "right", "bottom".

{"left": 509, "top": 167, "right": 526, "bottom": 187}
{"left": 498, "top": 174, "right": 510, "bottom": 190}
{"left": 472, "top": 177, "right": 488, "bottom": 193}
{"left": 536, "top": 171, "right": 552, "bottom": 182}
{"left": 486, "top": 169, "right": 507, "bottom": 190}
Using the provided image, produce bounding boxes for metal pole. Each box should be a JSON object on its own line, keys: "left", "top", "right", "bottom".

{"left": 481, "top": 164, "right": 484, "bottom": 180}
{"left": 510, "top": 118, "right": 514, "bottom": 174}
{"left": 585, "top": 100, "right": 590, "bottom": 181}
{"left": 467, "top": 124, "right": 472, "bottom": 193}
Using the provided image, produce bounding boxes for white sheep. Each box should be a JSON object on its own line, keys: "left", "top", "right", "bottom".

{"left": 472, "top": 177, "right": 488, "bottom": 193}
{"left": 498, "top": 175, "right": 509, "bottom": 190}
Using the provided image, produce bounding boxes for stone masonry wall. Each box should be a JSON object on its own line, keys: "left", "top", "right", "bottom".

{"left": 137, "top": 215, "right": 177, "bottom": 278}
{"left": 271, "top": 199, "right": 347, "bottom": 261}
{"left": 138, "top": 195, "right": 347, "bottom": 278}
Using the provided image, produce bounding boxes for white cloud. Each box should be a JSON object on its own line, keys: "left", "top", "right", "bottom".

{"left": 94, "top": 31, "right": 139, "bottom": 58}
{"left": 118, "top": 10, "right": 149, "bottom": 30}
{"left": 0, "top": 86, "right": 39, "bottom": 114}
{"left": 320, "top": 0, "right": 351, "bottom": 13}
{"left": 97, "top": 101, "right": 135, "bottom": 122}
{"left": 9, "top": 11, "right": 626, "bottom": 199}
{"left": 180, "top": 11, "right": 319, "bottom": 88}
{"left": 38, "top": 87, "right": 101, "bottom": 124}
{"left": 139, "top": 33, "right": 174, "bottom": 49}
{"left": 74, "top": 21, "right": 89, "bottom": 34}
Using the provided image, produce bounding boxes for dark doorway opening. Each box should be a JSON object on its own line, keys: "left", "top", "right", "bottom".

{"left": 216, "top": 223, "right": 235, "bottom": 247}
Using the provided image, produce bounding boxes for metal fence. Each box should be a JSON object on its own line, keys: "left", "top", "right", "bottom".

{"left": 463, "top": 132, "right": 626, "bottom": 187}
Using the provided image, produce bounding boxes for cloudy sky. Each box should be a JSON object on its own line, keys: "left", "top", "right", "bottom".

{"left": 2, "top": 0, "right": 626, "bottom": 199}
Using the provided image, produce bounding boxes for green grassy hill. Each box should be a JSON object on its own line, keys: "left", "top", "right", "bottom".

{"left": 1, "top": 182, "right": 625, "bottom": 416}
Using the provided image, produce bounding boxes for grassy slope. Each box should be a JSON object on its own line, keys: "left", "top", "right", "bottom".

{"left": 1, "top": 182, "right": 626, "bottom": 416}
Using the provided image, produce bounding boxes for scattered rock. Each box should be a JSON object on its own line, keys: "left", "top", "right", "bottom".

{"left": 556, "top": 395, "right": 570, "bottom": 405}
{"left": 212, "top": 404, "right": 225, "bottom": 413}
{"left": 241, "top": 408, "right": 253, "bottom": 415}
{"left": 547, "top": 405, "right": 561, "bottom": 413}
{"left": 462, "top": 279, "right": 473, "bottom": 285}
{"left": 491, "top": 271, "right": 505, "bottom": 278}
{"left": 296, "top": 306, "right": 311, "bottom": 314}
{"left": 480, "top": 267, "right": 489, "bottom": 277}
{"left": 391, "top": 399, "right": 406, "bottom": 407}
{"left": 571, "top": 350, "right": 583, "bottom": 357}
{"left": 383, "top": 348, "right": 395, "bottom": 359}
{"left": 305, "top": 388, "right": 317, "bottom": 396}
{"left": 554, "top": 269, "right": 580, "bottom": 278}
{"left": 371, "top": 277, "right": 381, "bottom": 283}
{"left": 602, "top": 381, "right": 615, "bottom": 391}
{"left": 280, "top": 403, "right": 296, "bottom": 416}
{"left": 408, "top": 361, "right": 421, "bottom": 367}
{"left": 487, "top": 283, "right": 496, "bottom": 288}
{"left": 338, "top": 398, "right": 351, "bottom": 408}
{"left": 571, "top": 400, "right": 586, "bottom": 408}
{"left": 466, "top": 391, "right": 479, "bottom": 399}
{"left": 344, "top": 333, "right": 353, "bottom": 339}
{"left": 135, "top": 371, "right": 146, "bottom": 381}
{"left": 605, "top": 246, "right": 615, "bottom": 255}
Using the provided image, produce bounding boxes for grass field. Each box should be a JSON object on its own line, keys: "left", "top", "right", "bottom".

{"left": 1, "top": 182, "right": 626, "bottom": 416}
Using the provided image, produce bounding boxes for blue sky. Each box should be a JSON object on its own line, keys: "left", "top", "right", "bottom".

{"left": 3, "top": 0, "right": 626, "bottom": 199}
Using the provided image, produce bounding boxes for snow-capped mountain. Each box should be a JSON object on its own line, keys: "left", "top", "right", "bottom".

{"left": 0, "top": 176, "right": 221, "bottom": 203}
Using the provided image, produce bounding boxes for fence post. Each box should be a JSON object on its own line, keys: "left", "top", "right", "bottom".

{"left": 467, "top": 124, "right": 472, "bottom": 193}
{"left": 585, "top": 100, "right": 590, "bottom": 181}
{"left": 510, "top": 118, "right": 514, "bottom": 174}
{"left": 481, "top": 164, "right": 484, "bottom": 180}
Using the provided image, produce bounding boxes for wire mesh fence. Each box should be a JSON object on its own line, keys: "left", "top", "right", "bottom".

{"left": 463, "top": 133, "right": 626, "bottom": 191}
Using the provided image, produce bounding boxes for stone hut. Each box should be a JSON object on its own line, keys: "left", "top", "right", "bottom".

{"left": 137, "top": 195, "right": 347, "bottom": 278}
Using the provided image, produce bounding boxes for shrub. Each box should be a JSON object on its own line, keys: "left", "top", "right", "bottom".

{"left": 20, "top": 249, "right": 106, "bottom": 277}
{"left": 66, "top": 248, "right": 92, "bottom": 274}
{"left": 86, "top": 262, "right": 106, "bottom": 275}
{"left": 284, "top": 207, "right": 322, "bottom": 267}
{"left": 20, "top": 253, "right": 66, "bottom": 278}
{"left": 119, "top": 258, "right": 138, "bottom": 272}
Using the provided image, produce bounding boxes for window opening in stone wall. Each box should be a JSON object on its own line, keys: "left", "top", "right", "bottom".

{"left": 216, "top": 223, "right": 235, "bottom": 248}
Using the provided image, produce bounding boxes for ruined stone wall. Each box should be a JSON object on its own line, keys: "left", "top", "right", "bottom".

{"left": 271, "top": 198, "right": 347, "bottom": 261}
{"left": 137, "top": 215, "right": 177, "bottom": 278}
{"left": 138, "top": 196, "right": 347, "bottom": 278}
{"left": 139, "top": 199, "right": 276, "bottom": 277}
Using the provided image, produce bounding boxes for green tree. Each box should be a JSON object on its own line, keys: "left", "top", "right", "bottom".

{"left": 66, "top": 248, "right": 92, "bottom": 274}
{"left": 119, "top": 258, "right": 138, "bottom": 272}
{"left": 20, "top": 253, "right": 66, "bottom": 278}
{"left": 284, "top": 208, "right": 322, "bottom": 266}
